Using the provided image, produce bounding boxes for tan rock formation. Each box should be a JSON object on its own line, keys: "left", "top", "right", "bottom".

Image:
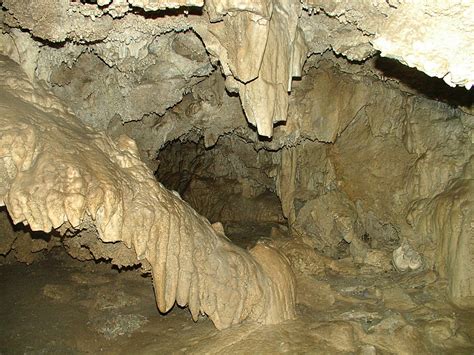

{"left": 303, "top": 0, "right": 474, "bottom": 88}
{"left": 195, "top": 0, "right": 308, "bottom": 137}
{"left": 0, "top": 0, "right": 473, "bottom": 339}
{"left": 275, "top": 63, "right": 473, "bottom": 307}
{"left": 0, "top": 56, "right": 296, "bottom": 329}
{"left": 372, "top": 1, "right": 474, "bottom": 89}
{"left": 409, "top": 160, "right": 474, "bottom": 308}
{"left": 2, "top": 0, "right": 472, "bottom": 137}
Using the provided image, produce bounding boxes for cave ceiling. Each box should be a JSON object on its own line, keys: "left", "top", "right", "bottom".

{"left": 1, "top": 0, "right": 472, "bottom": 137}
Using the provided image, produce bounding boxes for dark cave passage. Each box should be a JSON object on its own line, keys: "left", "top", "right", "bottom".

{"left": 0, "top": 0, "right": 473, "bottom": 353}
{"left": 155, "top": 136, "right": 286, "bottom": 248}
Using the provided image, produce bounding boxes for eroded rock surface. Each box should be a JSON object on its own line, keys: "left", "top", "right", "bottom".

{"left": 0, "top": 0, "right": 473, "bottom": 349}
{"left": 0, "top": 56, "right": 296, "bottom": 330}
{"left": 1, "top": 0, "right": 471, "bottom": 137}
{"left": 274, "top": 62, "right": 473, "bottom": 307}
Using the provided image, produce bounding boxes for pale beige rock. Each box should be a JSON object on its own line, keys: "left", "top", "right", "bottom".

{"left": 409, "top": 160, "right": 474, "bottom": 308}
{"left": 303, "top": 0, "right": 474, "bottom": 88}
{"left": 206, "top": 0, "right": 273, "bottom": 20}
{"left": 392, "top": 241, "right": 423, "bottom": 272}
{"left": 2, "top": 0, "right": 472, "bottom": 141}
{"left": 0, "top": 56, "right": 296, "bottom": 330}
{"left": 372, "top": 1, "right": 474, "bottom": 89}
{"left": 299, "top": 11, "right": 377, "bottom": 61}
{"left": 196, "top": 0, "right": 308, "bottom": 137}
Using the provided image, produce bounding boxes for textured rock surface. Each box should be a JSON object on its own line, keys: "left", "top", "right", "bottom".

{"left": 2, "top": 0, "right": 471, "bottom": 137}
{"left": 275, "top": 62, "right": 473, "bottom": 307}
{"left": 3, "top": 250, "right": 473, "bottom": 353}
{"left": 372, "top": 1, "right": 474, "bottom": 89}
{"left": 292, "top": 190, "right": 363, "bottom": 258}
{"left": 156, "top": 136, "right": 283, "bottom": 224}
{"left": 303, "top": 0, "right": 474, "bottom": 88}
{"left": 0, "top": 56, "right": 296, "bottom": 329}
{"left": 43, "top": 31, "right": 213, "bottom": 129}
{"left": 0, "top": 0, "right": 473, "bottom": 339}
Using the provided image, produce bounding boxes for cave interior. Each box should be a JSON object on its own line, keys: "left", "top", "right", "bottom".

{"left": 0, "top": 0, "right": 473, "bottom": 353}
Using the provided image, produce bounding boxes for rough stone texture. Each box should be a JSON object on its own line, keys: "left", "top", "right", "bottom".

{"left": 0, "top": 56, "right": 296, "bottom": 329}
{"left": 409, "top": 161, "right": 474, "bottom": 308}
{"left": 1, "top": 0, "right": 472, "bottom": 137}
{"left": 157, "top": 136, "right": 284, "bottom": 224}
{"left": 372, "top": 1, "right": 474, "bottom": 89}
{"left": 292, "top": 190, "right": 363, "bottom": 258}
{"left": 44, "top": 31, "right": 212, "bottom": 129}
{"left": 195, "top": 0, "right": 308, "bottom": 137}
{"left": 303, "top": 0, "right": 474, "bottom": 89}
{"left": 0, "top": 0, "right": 473, "bottom": 335}
{"left": 107, "top": 72, "right": 250, "bottom": 171}
{"left": 0, "top": 209, "right": 59, "bottom": 264}
{"left": 0, "top": 210, "right": 18, "bottom": 256}
{"left": 276, "top": 62, "right": 473, "bottom": 307}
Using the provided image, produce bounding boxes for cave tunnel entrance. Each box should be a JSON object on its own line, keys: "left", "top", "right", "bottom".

{"left": 1, "top": 57, "right": 474, "bottom": 352}
{"left": 155, "top": 135, "right": 286, "bottom": 249}
{"left": 0, "top": 5, "right": 473, "bottom": 349}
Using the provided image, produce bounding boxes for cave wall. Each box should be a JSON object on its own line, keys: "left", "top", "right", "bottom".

{"left": 275, "top": 62, "right": 473, "bottom": 306}
{"left": 156, "top": 135, "right": 284, "bottom": 224}
{"left": 1, "top": 0, "right": 472, "bottom": 139}
{"left": 0, "top": 0, "right": 472, "bottom": 316}
{"left": 0, "top": 56, "right": 297, "bottom": 329}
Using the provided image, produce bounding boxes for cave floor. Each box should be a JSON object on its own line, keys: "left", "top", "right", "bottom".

{"left": 1, "top": 225, "right": 474, "bottom": 354}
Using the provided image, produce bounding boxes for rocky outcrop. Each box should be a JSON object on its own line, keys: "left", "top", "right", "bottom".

{"left": 275, "top": 63, "right": 473, "bottom": 307}
{"left": 2, "top": 0, "right": 471, "bottom": 138}
{"left": 0, "top": 56, "right": 296, "bottom": 329}
{"left": 303, "top": 0, "right": 474, "bottom": 89}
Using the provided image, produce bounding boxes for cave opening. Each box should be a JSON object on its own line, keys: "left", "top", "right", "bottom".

{"left": 1, "top": 1, "right": 474, "bottom": 353}
{"left": 156, "top": 135, "right": 286, "bottom": 249}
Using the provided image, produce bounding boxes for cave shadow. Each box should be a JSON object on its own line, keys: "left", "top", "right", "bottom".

{"left": 375, "top": 57, "right": 473, "bottom": 109}
{"left": 0, "top": 206, "right": 57, "bottom": 242}
{"left": 75, "top": 0, "right": 203, "bottom": 17}
{"left": 130, "top": 5, "right": 203, "bottom": 18}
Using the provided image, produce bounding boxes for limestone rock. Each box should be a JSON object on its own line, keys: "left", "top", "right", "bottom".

{"left": 304, "top": 0, "right": 474, "bottom": 89}
{"left": 372, "top": 1, "right": 474, "bottom": 89}
{"left": 0, "top": 210, "right": 18, "bottom": 256}
{"left": 0, "top": 56, "right": 296, "bottom": 330}
{"left": 392, "top": 241, "right": 423, "bottom": 273}
{"left": 275, "top": 61, "right": 472, "bottom": 308}
{"left": 2, "top": 0, "right": 472, "bottom": 140}
{"left": 292, "top": 190, "right": 363, "bottom": 258}
{"left": 408, "top": 160, "right": 474, "bottom": 308}
{"left": 196, "top": 0, "right": 308, "bottom": 137}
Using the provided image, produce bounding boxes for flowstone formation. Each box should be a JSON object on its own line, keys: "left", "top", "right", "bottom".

{"left": 1, "top": 0, "right": 472, "bottom": 137}
{"left": 0, "top": 56, "right": 296, "bottom": 330}
{"left": 272, "top": 63, "right": 473, "bottom": 309}
{"left": 0, "top": 0, "right": 473, "bottom": 342}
